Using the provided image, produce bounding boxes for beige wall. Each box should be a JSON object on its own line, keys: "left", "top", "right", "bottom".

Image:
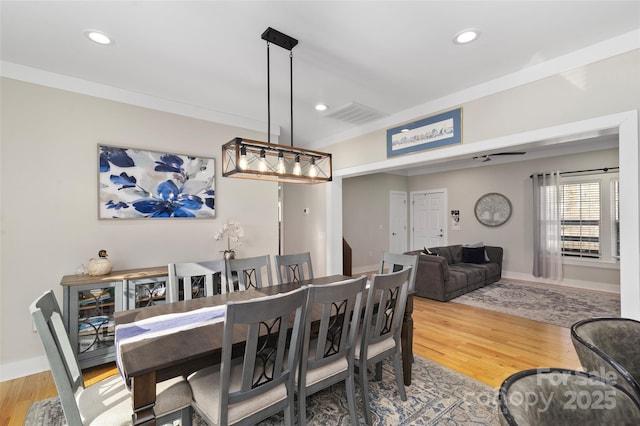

{"left": 343, "top": 173, "right": 408, "bottom": 270}
{"left": 325, "top": 50, "right": 640, "bottom": 170}
{"left": 0, "top": 78, "right": 280, "bottom": 379}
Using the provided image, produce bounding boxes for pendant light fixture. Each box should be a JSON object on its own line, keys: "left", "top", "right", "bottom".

{"left": 222, "top": 27, "right": 332, "bottom": 184}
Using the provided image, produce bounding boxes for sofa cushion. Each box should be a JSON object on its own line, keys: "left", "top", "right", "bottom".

{"left": 470, "top": 262, "right": 501, "bottom": 280}
{"left": 449, "top": 264, "right": 486, "bottom": 286}
{"left": 461, "top": 246, "right": 487, "bottom": 264}
{"left": 447, "top": 270, "right": 468, "bottom": 292}
{"left": 431, "top": 247, "right": 452, "bottom": 264}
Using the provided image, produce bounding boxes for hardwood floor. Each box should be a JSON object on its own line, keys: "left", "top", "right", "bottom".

{"left": 0, "top": 296, "right": 580, "bottom": 425}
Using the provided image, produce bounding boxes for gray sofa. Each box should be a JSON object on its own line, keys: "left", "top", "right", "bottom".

{"left": 405, "top": 244, "right": 503, "bottom": 301}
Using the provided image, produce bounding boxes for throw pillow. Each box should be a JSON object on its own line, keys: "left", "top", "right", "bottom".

{"left": 461, "top": 246, "right": 486, "bottom": 264}
{"left": 464, "top": 242, "right": 490, "bottom": 262}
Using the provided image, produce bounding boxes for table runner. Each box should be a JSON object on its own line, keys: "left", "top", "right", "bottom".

{"left": 115, "top": 305, "right": 227, "bottom": 386}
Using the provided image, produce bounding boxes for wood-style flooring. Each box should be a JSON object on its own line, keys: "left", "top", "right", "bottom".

{"left": 0, "top": 295, "right": 580, "bottom": 426}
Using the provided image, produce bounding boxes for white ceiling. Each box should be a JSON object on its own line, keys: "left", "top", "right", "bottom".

{"left": 2, "top": 1, "right": 639, "bottom": 154}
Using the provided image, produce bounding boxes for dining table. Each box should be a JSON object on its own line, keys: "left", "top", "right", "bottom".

{"left": 115, "top": 274, "right": 415, "bottom": 425}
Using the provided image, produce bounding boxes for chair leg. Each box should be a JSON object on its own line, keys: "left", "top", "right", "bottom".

{"left": 345, "top": 373, "right": 360, "bottom": 426}
{"left": 375, "top": 362, "right": 382, "bottom": 381}
{"left": 393, "top": 352, "right": 407, "bottom": 401}
{"left": 181, "top": 406, "right": 192, "bottom": 426}
{"left": 284, "top": 392, "right": 295, "bottom": 426}
{"left": 358, "top": 360, "right": 373, "bottom": 425}
{"left": 298, "top": 386, "right": 307, "bottom": 425}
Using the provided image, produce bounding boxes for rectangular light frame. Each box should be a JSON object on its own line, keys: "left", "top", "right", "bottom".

{"left": 222, "top": 137, "right": 332, "bottom": 184}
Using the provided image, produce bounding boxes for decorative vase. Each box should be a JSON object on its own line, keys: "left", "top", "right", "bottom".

{"left": 88, "top": 250, "right": 113, "bottom": 276}
{"left": 223, "top": 250, "right": 236, "bottom": 261}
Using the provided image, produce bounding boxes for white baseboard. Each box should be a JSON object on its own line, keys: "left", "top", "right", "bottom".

{"left": 502, "top": 270, "right": 620, "bottom": 294}
{"left": 0, "top": 355, "right": 50, "bottom": 382}
{"left": 352, "top": 264, "right": 379, "bottom": 276}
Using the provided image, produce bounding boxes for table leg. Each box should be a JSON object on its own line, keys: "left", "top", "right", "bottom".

{"left": 131, "top": 372, "right": 157, "bottom": 426}
{"left": 401, "top": 294, "right": 414, "bottom": 386}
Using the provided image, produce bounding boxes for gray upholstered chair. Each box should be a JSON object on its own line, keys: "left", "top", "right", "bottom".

{"left": 187, "top": 286, "right": 308, "bottom": 426}
{"left": 571, "top": 317, "right": 640, "bottom": 404}
{"left": 275, "top": 252, "right": 314, "bottom": 284}
{"left": 499, "top": 367, "right": 640, "bottom": 425}
{"left": 226, "top": 254, "right": 273, "bottom": 291}
{"left": 297, "top": 276, "right": 367, "bottom": 425}
{"left": 30, "top": 290, "right": 192, "bottom": 425}
{"left": 167, "top": 259, "right": 227, "bottom": 301}
{"left": 355, "top": 268, "right": 411, "bottom": 425}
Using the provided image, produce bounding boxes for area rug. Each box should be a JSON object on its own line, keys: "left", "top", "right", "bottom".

{"left": 24, "top": 355, "right": 499, "bottom": 425}
{"left": 452, "top": 280, "right": 620, "bottom": 328}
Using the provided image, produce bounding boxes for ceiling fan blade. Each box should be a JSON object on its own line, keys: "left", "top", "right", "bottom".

{"left": 490, "top": 152, "right": 527, "bottom": 156}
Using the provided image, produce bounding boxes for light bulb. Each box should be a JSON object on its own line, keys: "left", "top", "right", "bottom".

{"left": 308, "top": 158, "right": 317, "bottom": 178}
{"left": 277, "top": 152, "right": 286, "bottom": 174}
{"left": 293, "top": 155, "right": 302, "bottom": 176}
{"left": 239, "top": 145, "right": 248, "bottom": 170}
{"left": 258, "top": 149, "right": 267, "bottom": 172}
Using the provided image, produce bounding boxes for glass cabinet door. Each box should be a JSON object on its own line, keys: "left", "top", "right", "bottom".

{"left": 126, "top": 276, "right": 168, "bottom": 309}
{"left": 66, "top": 281, "right": 123, "bottom": 368}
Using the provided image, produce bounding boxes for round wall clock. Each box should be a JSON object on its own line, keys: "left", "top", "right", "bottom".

{"left": 474, "top": 192, "right": 512, "bottom": 227}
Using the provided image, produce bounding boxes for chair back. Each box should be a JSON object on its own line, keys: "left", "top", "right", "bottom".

{"left": 30, "top": 290, "right": 84, "bottom": 424}
{"left": 227, "top": 255, "right": 273, "bottom": 291}
{"left": 167, "top": 259, "right": 226, "bottom": 301}
{"left": 361, "top": 268, "right": 410, "bottom": 355}
{"left": 219, "top": 286, "right": 308, "bottom": 425}
{"left": 499, "top": 367, "right": 640, "bottom": 425}
{"left": 571, "top": 317, "right": 640, "bottom": 404}
{"left": 379, "top": 252, "right": 418, "bottom": 292}
{"left": 275, "top": 252, "right": 314, "bottom": 284}
{"left": 302, "top": 276, "right": 366, "bottom": 374}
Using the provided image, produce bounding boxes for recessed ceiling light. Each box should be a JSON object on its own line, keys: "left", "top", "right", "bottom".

{"left": 454, "top": 29, "right": 479, "bottom": 45}
{"left": 85, "top": 30, "right": 112, "bottom": 45}
{"left": 401, "top": 128, "right": 410, "bottom": 133}
{"left": 315, "top": 103, "right": 328, "bottom": 111}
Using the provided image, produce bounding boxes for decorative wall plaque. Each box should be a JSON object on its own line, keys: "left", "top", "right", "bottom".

{"left": 474, "top": 193, "right": 512, "bottom": 226}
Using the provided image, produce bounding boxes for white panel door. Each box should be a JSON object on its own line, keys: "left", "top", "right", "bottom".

{"left": 411, "top": 190, "right": 446, "bottom": 249}
{"left": 389, "top": 191, "right": 407, "bottom": 254}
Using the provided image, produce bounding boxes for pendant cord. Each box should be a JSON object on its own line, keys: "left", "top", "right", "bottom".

{"left": 290, "top": 51, "right": 293, "bottom": 148}
{"left": 267, "top": 42, "right": 271, "bottom": 145}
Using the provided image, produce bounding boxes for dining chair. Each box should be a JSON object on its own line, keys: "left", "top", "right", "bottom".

{"left": 187, "top": 286, "right": 308, "bottom": 426}
{"left": 167, "top": 259, "right": 227, "bottom": 301}
{"left": 498, "top": 367, "right": 640, "bottom": 425}
{"left": 378, "top": 252, "right": 418, "bottom": 379}
{"left": 571, "top": 317, "right": 640, "bottom": 405}
{"left": 297, "top": 275, "right": 367, "bottom": 425}
{"left": 354, "top": 268, "right": 411, "bottom": 425}
{"left": 226, "top": 254, "right": 273, "bottom": 291}
{"left": 379, "top": 252, "right": 418, "bottom": 292}
{"left": 30, "top": 290, "right": 192, "bottom": 425}
{"left": 275, "top": 252, "right": 314, "bottom": 284}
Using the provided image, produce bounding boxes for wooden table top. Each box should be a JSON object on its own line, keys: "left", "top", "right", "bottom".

{"left": 115, "top": 275, "right": 350, "bottom": 381}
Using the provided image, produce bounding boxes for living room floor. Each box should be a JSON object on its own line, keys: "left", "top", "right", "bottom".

{"left": 413, "top": 295, "right": 581, "bottom": 388}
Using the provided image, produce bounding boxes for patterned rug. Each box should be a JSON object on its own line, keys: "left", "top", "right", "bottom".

{"left": 24, "top": 355, "right": 499, "bottom": 425}
{"left": 452, "top": 280, "right": 620, "bottom": 328}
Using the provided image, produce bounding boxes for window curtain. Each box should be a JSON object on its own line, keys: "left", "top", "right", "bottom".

{"left": 532, "top": 171, "right": 563, "bottom": 280}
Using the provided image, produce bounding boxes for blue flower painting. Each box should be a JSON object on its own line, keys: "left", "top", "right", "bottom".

{"left": 98, "top": 145, "right": 215, "bottom": 219}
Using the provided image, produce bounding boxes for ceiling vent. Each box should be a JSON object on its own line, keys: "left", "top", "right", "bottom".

{"left": 325, "top": 102, "right": 388, "bottom": 125}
